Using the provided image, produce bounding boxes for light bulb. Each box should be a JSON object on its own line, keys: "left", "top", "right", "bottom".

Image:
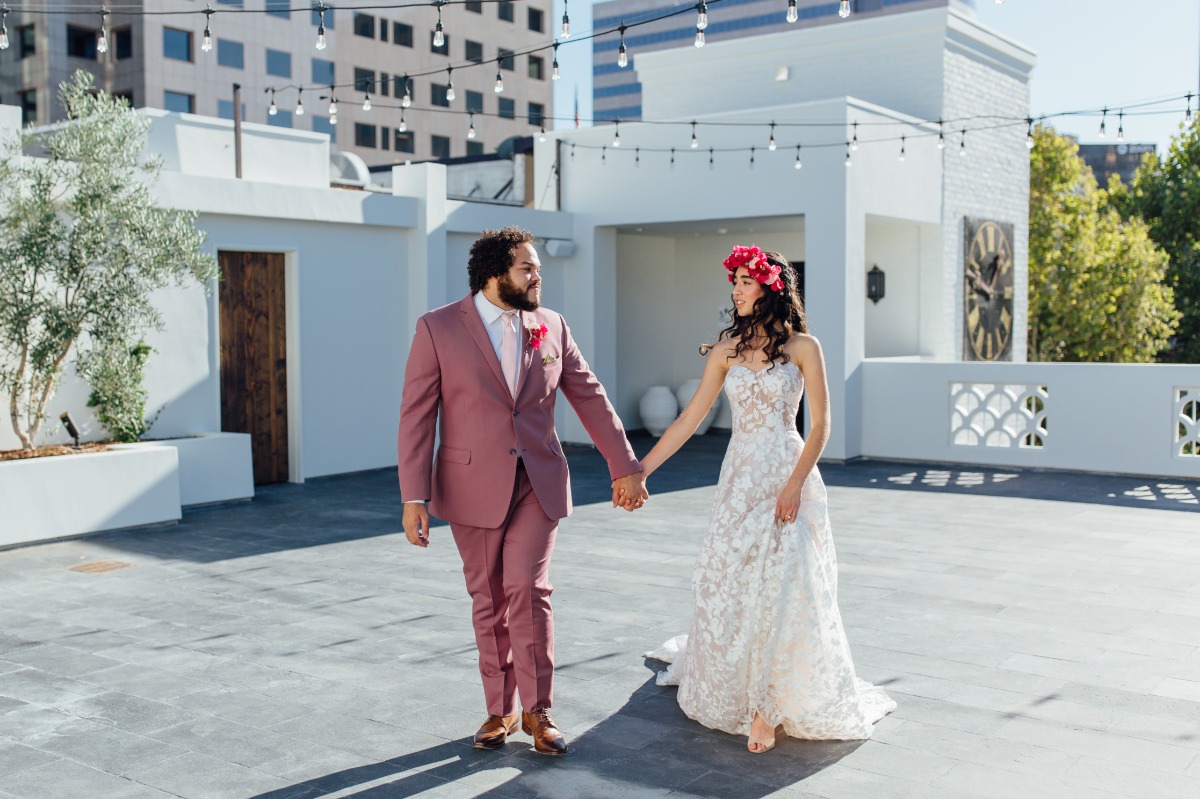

{"left": 1098, "top": 108, "right": 1107, "bottom": 138}
{"left": 316, "top": 26, "right": 327, "bottom": 50}
{"left": 399, "top": 115, "right": 407, "bottom": 133}
{"left": 794, "top": 145, "right": 802, "bottom": 169}
{"left": 846, "top": 149, "right": 852, "bottom": 167}
{"left": 434, "top": 21, "right": 444, "bottom": 48}
{"left": 97, "top": 28, "right": 108, "bottom": 54}
{"left": 839, "top": 0, "right": 851, "bottom": 18}
{"left": 362, "top": 95, "right": 371, "bottom": 111}
{"left": 697, "top": 3, "right": 708, "bottom": 30}
{"left": 330, "top": 113, "right": 337, "bottom": 126}
{"left": 539, "top": 127, "right": 546, "bottom": 142}
{"left": 202, "top": 28, "right": 213, "bottom": 53}
{"left": 618, "top": 43, "right": 628, "bottom": 68}
{"left": 959, "top": 132, "right": 967, "bottom": 156}
{"left": 0, "top": 26, "right": 8, "bottom": 51}
{"left": 561, "top": 13, "right": 570, "bottom": 38}
{"left": 691, "top": 133, "right": 699, "bottom": 149}
{"left": 1026, "top": 131, "right": 1034, "bottom": 149}
{"left": 899, "top": 137, "right": 906, "bottom": 161}
{"left": 612, "top": 124, "right": 621, "bottom": 147}
{"left": 786, "top": 0, "right": 798, "bottom": 24}
{"left": 446, "top": 82, "right": 455, "bottom": 102}
{"left": 269, "top": 102, "right": 277, "bottom": 116}
{"left": 552, "top": 57, "right": 560, "bottom": 80}
{"left": 468, "top": 123, "right": 476, "bottom": 140}
{"left": 695, "top": 29, "right": 704, "bottom": 48}
{"left": 296, "top": 99, "right": 305, "bottom": 116}
{"left": 329, "top": 98, "right": 337, "bottom": 115}
{"left": 769, "top": 136, "right": 776, "bottom": 152}
{"left": 401, "top": 80, "right": 412, "bottom": 108}
{"left": 495, "top": 71, "right": 504, "bottom": 93}
{"left": 937, "top": 132, "right": 945, "bottom": 150}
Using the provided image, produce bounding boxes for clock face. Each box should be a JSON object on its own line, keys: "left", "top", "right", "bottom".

{"left": 963, "top": 218, "right": 1015, "bottom": 361}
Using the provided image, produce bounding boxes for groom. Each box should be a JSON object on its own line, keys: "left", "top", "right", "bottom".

{"left": 398, "top": 226, "right": 648, "bottom": 756}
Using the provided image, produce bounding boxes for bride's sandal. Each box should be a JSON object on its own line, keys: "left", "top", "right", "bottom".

{"left": 747, "top": 714, "right": 777, "bottom": 754}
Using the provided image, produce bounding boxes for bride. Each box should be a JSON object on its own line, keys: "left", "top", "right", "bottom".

{"left": 639, "top": 245, "right": 895, "bottom": 753}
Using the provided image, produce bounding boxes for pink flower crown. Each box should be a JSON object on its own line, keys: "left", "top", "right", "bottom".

{"left": 723, "top": 245, "right": 784, "bottom": 292}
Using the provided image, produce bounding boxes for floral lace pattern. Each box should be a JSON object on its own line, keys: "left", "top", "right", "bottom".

{"left": 647, "top": 361, "right": 895, "bottom": 740}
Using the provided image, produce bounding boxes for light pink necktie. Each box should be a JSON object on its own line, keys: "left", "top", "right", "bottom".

{"left": 500, "top": 311, "right": 519, "bottom": 397}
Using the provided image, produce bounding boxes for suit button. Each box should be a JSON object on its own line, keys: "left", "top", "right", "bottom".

{"left": 512, "top": 411, "right": 519, "bottom": 417}
{"left": 509, "top": 449, "right": 518, "bottom": 456}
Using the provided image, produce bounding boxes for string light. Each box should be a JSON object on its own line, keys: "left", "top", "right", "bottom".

{"left": 851, "top": 120, "right": 859, "bottom": 151}
{"left": 315, "top": 2, "right": 327, "bottom": 50}
{"left": 97, "top": 8, "right": 109, "bottom": 55}
{"left": 845, "top": 141, "right": 852, "bottom": 167}
{"left": 445, "top": 67, "right": 455, "bottom": 102}
{"left": 571, "top": 143, "right": 575, "bottom": 161}
{"left": 709, "top": 148, "right": 714, "bottom": 169}
{"left": 552, "top": 44, "right": 561, "bottom": 80}
{"left": 695, "top": 26, "right": 704, "bottom": 48}
{"left": 697, "top": 2, "right": 708, "bottom": 30}
{"left": 1098, "top": 107, "right": 1107, "bottom": 138}
{"left": 539, "top": 125, "right": 546, "bottom": 142}
{"left": 201, "top": 6, "right": 214, "bottom": 53}
{"left": 467, "top": 112, "right": 476, "bottom": 140}
{"left": 612, "top": 120, "right": 621, "bottom": 147}
{"left": 1026, "top": 117, "right": 1034, "bottom": 149}
{"left": 959, "top": 128, "right": 967, "bottom": 156}
{"left": 839, "top": 0, "right": 851, "bottom": 19}
{"left": 0, "top": 5, "right": 9, "bottom": 51}
{"left": 362, "top": 93, "right": 371, "bottom": 111}
{"left": 617, "top": 25, "right": 628, "bottom": 68}
{"left": 786, "top": 0, "right": 798, "bottom": 24}
{"left": 794, "top": 144, "right": 802, "bottom": 169}
{"left": 635, "top": 147, "right": 641, "bottom": 166}
{"left": 561, "top": 0, "right": 570, "bottom": 38}
{"left": 602, "top": 146, "right": 607, "bottom": 164}
{"left": 937, "top": 119, "right": 945, "bottom": 150}
{"left": 267, "top": 89, "right": 277, "bottom": 116}
{"left": 690, "top": 121, "right": 699, "bottom": 149}
{"left": 433, "top": 5, "right": 445, "bottom": 48}
{"left": 1116, "top": 109, "right": 1124, "bottom": 142}
{"left": 328, "top": 88, "right": 337, "bottom": 116}
{"left": 401, "top": 76, "right": 412, "bottom": 108}
{"left": 768, "top": 122, "right": 777, "bottom": 152}
{"left": 1187, "top": 92, "right": 1194, "bottom": 124}
{"left": 670, "top": 147, "right": 676, "bottom": 168}
{"left": 495, "top": 70, "right": 504, "bottom": 94}
{"left": 398, "top": 110, "right": 407, "bottom": 132}
{"left": 749, "top": 146, "right": 755, "bottom": 167}
{"left": 295, "top": 90, "right": 305, "bottom": 116}
{"left": 899, "top": 135, "right": 906, "bottom": 161}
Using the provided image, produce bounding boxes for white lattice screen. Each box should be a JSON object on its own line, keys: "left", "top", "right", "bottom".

{"left": 1175, "top": 388, "right": 1200, "bottom": 458}
{"left": 950, "top": 383, "right": 1049, "bottom": 449}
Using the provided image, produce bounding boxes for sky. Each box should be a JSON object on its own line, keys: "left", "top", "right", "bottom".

{"left": 551, "top": 0, "right": 1200, "bottom": 156}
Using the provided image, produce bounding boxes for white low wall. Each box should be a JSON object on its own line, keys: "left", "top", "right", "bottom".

{"left": 0, "top": 447, "right": 182, "bottom": 548}
{"left": 861, "top": 360, "right": 1200, "bottom": 478}
{"left": 142, "top": 433, "right": 254, "bottom": 507}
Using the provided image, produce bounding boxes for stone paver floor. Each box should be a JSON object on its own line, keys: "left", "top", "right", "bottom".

{"left": 1, "top": 432, "right": 1198, "bottom": 798}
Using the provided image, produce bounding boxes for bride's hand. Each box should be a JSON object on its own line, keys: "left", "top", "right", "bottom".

{"left": 774, "top": 480, "right": 803, "bottom": 525}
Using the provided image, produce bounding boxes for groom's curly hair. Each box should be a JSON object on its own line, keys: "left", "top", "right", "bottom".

{"left": 468, "top": 226, "right": 537, "bottom": 294}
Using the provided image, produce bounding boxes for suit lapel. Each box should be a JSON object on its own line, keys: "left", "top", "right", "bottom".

{"left": 459, "top": 295, "right": 509, "bottom": 395}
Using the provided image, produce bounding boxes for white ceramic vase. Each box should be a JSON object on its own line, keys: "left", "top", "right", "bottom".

{"left": 676, "top": 378, "right": 720, "bottom": 435}
{"left": 639, "top": 385, "right": 678, "bottom": 437}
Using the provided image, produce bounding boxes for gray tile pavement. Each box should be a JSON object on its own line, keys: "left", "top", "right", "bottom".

{"left": 1, "top": 431, "right": 1198, "bottom": 798}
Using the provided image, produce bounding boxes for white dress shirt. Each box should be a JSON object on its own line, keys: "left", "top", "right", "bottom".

{"left": 473, "top": 290, "right": 522, "bottom": 387}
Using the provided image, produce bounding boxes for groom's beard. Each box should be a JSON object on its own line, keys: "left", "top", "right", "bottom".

{"left": 498, "top": 272, "right": 541, "bottom": 312}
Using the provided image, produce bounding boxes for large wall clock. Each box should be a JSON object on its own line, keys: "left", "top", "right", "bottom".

{"left": 963, "top": 218, "right": 1015, "bottom": 361}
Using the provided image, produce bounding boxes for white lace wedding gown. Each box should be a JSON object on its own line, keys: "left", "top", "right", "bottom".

{"left": 647, "top": 361, "right": 895, "bottom": 740}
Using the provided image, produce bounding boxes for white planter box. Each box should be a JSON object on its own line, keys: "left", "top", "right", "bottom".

{"left": 145, "top": 432, "right": 254, "bottom": 507}
{"left": 0, "top": 446, "right": 181, "bottom": 549}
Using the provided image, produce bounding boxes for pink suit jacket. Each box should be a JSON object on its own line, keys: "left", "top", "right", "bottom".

{"left": 398, "top": 294, "right": 640, "bottom": 529}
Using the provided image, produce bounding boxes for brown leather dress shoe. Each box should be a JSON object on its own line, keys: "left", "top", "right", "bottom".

{"left": 522, "top": 707, "right": 568, "bottom": 755}
{"left": 473, "top": 713, "right": 520, "bottom": 750}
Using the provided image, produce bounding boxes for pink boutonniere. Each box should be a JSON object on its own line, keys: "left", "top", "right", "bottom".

{"left": 527, "top": 322, "right": 549, "bottom": 350}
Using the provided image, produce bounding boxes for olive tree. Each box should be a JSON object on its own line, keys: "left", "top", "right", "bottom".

{"left": 0, "top": 71, "right": 217, "bottom": 449}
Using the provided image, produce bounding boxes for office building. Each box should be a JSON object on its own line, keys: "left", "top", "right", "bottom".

{"left": 0, "top": 1, "right": 554, "bottom": 165}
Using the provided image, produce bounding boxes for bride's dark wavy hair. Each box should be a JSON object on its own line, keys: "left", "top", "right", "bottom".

{"left": 701, "top": 250, "right": 807, "bottom": 367}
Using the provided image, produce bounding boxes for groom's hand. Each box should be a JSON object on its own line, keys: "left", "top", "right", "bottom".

{"left": 403, "top": 503, "right": 431, "bottom": 547}
{"left": 612, "top": 472, "right": 649, "bottom": 512}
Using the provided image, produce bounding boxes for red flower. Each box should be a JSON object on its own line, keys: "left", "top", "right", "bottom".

{"left": 527, "top": 322, "right": 549, "bottom": 349}
{"left": 722, "top": 244, "right": 785, "bottom": 293}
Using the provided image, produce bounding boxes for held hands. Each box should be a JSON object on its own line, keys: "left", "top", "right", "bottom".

{"left": 775, "top": 479, "right": 803, "bottom": 525}
{"left": 612, "top": 471, "right": 650, "bottom": 512}
{"left": 403, "top": 502, "right": 431, "bottom": 547}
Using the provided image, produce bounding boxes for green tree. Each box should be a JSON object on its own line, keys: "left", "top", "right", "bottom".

{"left": 1120, "top": 119, "right": 1200, "bottom": 362}
{"left": 82, "top": 340, "right": 156, "bottom": 444}
{"left": 0, "top": 71, "right": 217, "bottom": 449}
{"left": 1027, "top": 124, "right": 1177, "bottom": 362}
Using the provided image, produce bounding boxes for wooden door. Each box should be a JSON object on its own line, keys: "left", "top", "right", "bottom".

{"left": 219, "top": 251, "right": 289, "bottom": 485}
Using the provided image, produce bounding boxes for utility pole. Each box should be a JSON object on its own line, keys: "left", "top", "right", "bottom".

{"left": 233, "top": 83, "right": 244, "bottom": 179}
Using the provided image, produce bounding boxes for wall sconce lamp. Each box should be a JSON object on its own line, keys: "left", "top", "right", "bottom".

{"left": 867, "top": 265, "right": 886, "bottom": 304}
{"left": 60, "top": 412, "right": 81, "bottom": 449}
{"left": 544, "top": 239, "right": 575, "bottom": 258}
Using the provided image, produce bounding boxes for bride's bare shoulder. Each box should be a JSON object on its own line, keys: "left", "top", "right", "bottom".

{"left": 786, "top": 333, "right": 823, "bottom": 363}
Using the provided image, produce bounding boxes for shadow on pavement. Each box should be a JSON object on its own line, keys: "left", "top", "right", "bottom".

{"left": 246, "top": 674, "right": 863, "bottom": 799}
